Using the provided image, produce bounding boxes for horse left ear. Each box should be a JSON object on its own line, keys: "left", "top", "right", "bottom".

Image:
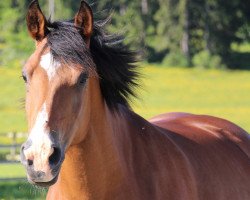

{"left": 74, "top": 1, "right": 93, "bottom": 40}
{"left": 26, "top": 0, "right": 48, "bottom": 41}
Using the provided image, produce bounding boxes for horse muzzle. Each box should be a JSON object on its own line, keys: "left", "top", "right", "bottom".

{"left": 20, "top": 140, "right": 64, "bottom": 187}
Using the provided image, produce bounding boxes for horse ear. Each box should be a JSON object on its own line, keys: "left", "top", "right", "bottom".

{"left": 26, "top": 0, "right": 48, "bottom": 41}
{"left": 74, "top": 1, "right": 93, "bottom": 39}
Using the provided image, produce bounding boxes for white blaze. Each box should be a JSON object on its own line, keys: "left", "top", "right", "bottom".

{"left": 40, "top": 53, "right": 61, "bottom": 80}
{"left": 23, "top": 104, "right": 54, "bottom": 181}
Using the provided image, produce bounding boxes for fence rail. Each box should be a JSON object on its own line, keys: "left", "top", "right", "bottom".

{"left": 0, "top": 178, "right": 26, "bottom": 182}
{"left": 0, "top": 132, "right": 27, "bottom": 181}
{"left": 0, "top": 132, "right": 26, "bottom": 162}
{"left": 0, "top": 144, "right": 22, "bottom": 148}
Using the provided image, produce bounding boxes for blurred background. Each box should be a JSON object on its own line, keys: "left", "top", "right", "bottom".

{"left": 0, "top": 0, "right": 250, "bottom": 199}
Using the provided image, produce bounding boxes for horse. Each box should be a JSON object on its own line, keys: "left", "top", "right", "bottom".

{"left": 20, "top": 0, "right": 250, "bottom": 199}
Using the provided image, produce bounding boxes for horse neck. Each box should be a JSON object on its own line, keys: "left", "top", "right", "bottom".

{"left": 48, "top": 78, "right": 127, "bottom": 199}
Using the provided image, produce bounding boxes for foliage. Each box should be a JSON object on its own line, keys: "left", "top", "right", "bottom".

{"left": 0, "top": 0, "right": 249, "bottom": 68}
{"left": 0, "top": 1, "right": 33, "bottom": 67}
{"left": 162, "top": 51, "right": 189, "bottom": 67}
{"left": 155, "top": 0, "right": 189, "bottom": 54}
{"left": 192, "top": 50, "right": 225, "bottom": 69}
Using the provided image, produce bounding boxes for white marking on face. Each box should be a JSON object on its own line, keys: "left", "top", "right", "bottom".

{"left": 40, "top": 52, "right": 61, "bottom": 80}
{"left": 23, "top": 103, "right": 54, "bottom": 181}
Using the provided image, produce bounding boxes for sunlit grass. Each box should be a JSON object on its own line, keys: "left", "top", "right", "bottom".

{"left": 133, "top": 65, "right": 250, "bottom": 132}
{"left": 0, "top": 180, "right": 47, "bottom": 199}
{"left": 0, "top": 164, "right": 47, "bottom": 199}
{"left": 0, "top": 67, "right": 26, "bottom": 134}
{"left": 0, "top": 163, "right": 25, "bottom": 178}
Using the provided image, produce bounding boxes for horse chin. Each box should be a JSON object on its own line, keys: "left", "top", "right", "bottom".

{"left": 28, "top": 174, "right": 59, "bottom": 188}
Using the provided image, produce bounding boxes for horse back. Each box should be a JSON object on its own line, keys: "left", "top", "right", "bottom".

{"left": 150, "top": 112, "right": 250, "bottom": 157}
{"left": 149, "top": 112, "right": 250, "bottom": 199}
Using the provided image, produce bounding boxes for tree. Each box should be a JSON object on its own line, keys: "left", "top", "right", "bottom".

{"left": 0, "top": 0, "right": 34, "bottom": 67}
{"left": 197, "top": 0, "right": 250, "bottom": 67}
{"left": 0, "top": 0, "right": 250, "bottom": 68}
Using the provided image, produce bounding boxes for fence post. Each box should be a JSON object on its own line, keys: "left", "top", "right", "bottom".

{"left": 10, "top": 132, "right": 17, "bottom": 160}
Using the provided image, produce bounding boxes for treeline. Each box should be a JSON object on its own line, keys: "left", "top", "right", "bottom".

{"left": 0, "top": 0, "right": 250, "bottom": 68}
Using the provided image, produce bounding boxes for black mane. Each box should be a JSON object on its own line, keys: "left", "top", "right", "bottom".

{"left": 46, "top": 19, "right": 139, "bottom": 110}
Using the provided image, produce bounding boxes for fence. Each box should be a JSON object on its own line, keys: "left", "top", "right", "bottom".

{"left": 0, "top": 132, "right": 26, "bottom": 181}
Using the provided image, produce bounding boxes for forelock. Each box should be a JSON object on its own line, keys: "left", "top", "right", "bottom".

{"left": 46, "top": 20, "right": 95, "bottom": 71}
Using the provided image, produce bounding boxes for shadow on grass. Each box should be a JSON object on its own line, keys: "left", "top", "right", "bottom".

{"left": 0, "top": 181, "right": 47, "bottom": 199}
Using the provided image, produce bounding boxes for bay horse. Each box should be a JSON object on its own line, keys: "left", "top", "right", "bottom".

{"left": 20, "top": 0, "right": 250, "bottom": 199}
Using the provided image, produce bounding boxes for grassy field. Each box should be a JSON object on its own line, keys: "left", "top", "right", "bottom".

{"left": 1, "top": 65, "right": 250, "bottom": 199}
{"left": 0, "top": 181, "right": 47, "bottom": 199}
{"left": 0, "top": 163, "right": 25, "bottom": 178}
{"left": 0, "top": 67, "right": 26, "bottom": 134}
{"left": 0, "top": 164, "right": 47, "bottom": 199}
{"left": 133, "top": 65, "right": 250, "bottom": 132}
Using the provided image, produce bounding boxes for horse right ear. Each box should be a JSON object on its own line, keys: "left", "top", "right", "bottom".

{"left": 74, "top": 1, "right": 93, "bottom": 40}
{"left": 26, "top": 0, "right": 48, "bottom": 41}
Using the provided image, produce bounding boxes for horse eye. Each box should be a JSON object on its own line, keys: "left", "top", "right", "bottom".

{"left": 78, "top": 73, "right": 88, "bottom": 85}
{"left": 22, "top": 73, "right": 27, "bottom": 83}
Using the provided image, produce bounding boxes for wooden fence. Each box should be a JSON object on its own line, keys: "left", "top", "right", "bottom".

{"left": 0, "top": 132, "right": 26, "bottom": 162}
{"left": 0, "top": 132, "right": 27, "bottom": 181}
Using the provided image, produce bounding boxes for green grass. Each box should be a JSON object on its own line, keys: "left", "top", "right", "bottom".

{"left": 0, "top": 163, "right": 25, "bottom": 178}
{"left": 0, "top": 67, "right": 26, "bottom": 134}
{"left": 0, "top": 164, "right": 47, "bottom": 199}
{"left": 0, "top": 181, "right": 47, "bottom": 199}
{"left": 132, "top": 65, "right": 250, "bottom": 132}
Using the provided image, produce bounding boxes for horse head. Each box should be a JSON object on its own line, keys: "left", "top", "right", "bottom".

{"left": 20, "top": 0, "right": 95, "bottom": 187}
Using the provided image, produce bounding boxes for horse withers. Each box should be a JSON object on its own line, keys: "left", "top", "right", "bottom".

{"left": 20, "top": 0, "right": 250, "bottom": 199}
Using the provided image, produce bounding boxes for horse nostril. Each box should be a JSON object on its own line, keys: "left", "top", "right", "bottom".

{"left": 49, "top": 147, "right": 61, "bottom": 167}
{"left": 27, "top": 159, "right": 33, "bottom": 166}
